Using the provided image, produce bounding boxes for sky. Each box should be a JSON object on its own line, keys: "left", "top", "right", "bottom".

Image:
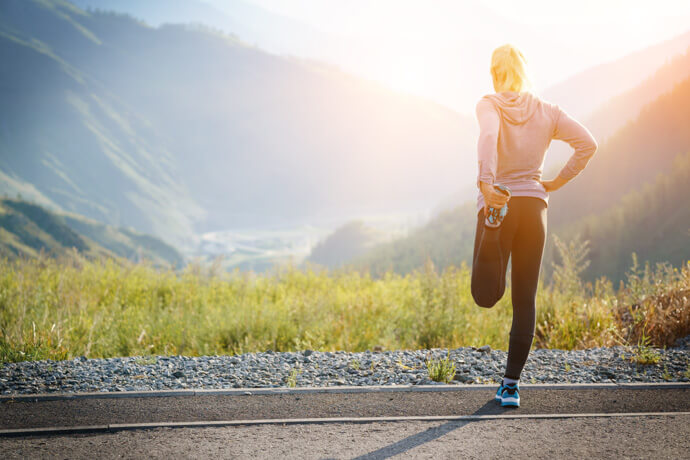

{"left": 242, "top": 0, "right": 690, "bottom": 113}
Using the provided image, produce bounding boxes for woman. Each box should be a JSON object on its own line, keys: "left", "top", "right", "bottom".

{"left": 471, "top": 44, "right": 598, "bottom": 407}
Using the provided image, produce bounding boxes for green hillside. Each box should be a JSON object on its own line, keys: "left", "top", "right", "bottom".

{"left": 557, "top": 151, "right": 690, "bottom": 281}
{"left": 0, "top": 0, "right": 475, "bottom": 247}
{"left": 0, "top": 1, "right": 202, "bottom": 247}
{"left": 0, "top": 198, "right": 184, "bottom": 266}
{"left": 353, "top": 202, "right": 477, "bottom": 277}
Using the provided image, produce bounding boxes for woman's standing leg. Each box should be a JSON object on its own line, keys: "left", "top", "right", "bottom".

{"left": 504, "top": 198, "right": 547, "bottom": 380}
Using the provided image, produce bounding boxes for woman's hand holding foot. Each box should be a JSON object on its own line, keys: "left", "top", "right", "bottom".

{"left": 480, "top": 181, "right": 510, "bottom": 215}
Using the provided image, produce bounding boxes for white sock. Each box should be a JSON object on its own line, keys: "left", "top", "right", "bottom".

{"left": 503, "top": 377, "right": 519, "bottom": 385}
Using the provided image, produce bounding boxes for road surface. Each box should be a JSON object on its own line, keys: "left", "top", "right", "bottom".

{"left": 1, "top": 384, "right": 688, "bottom": 459}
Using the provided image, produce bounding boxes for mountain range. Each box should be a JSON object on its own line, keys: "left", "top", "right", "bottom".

{"left": 0, "top": 0, "right": 475, "bottom": 251}
{"left": 70, "top": 0, "right": 336, "bottom": 59}
{"left": 2, "top": 0, "right": 688, "bottom": 280}
{"left": 543, "top": 41, "right": 690, "bottom": 172}
{"left": 68, "top": 0, "right": 690, "bottom": 117}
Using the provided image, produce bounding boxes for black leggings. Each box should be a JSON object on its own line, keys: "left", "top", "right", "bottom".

{"left": 471, "top": 197, "right": 547, "bottom": 380}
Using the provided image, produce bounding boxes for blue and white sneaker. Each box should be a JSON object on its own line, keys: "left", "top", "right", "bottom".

{"left": 495, "top": 382, "right": 506, "bottom": 402}
{"left": 500, "top": 382, "right": 520, "bottom": 407}
{"left": 484, "top": 184, "right": 512, "bottom": 228}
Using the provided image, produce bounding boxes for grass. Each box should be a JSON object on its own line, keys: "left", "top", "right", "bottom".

{"left": 287, "top": 367, "right": 300, "bottom": 388}
{"left": 0, "top": 246, "right": 688, "bottom": 363}
{"left": 426, "top": 355, "right": 456, "bottom": 383}
{"left": 631, "top": 334, "right": 662, "bottom": 365}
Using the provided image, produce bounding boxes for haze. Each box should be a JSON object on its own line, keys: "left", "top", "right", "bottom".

{"left": 244, "top": 0, "right": 690, "bottom": 112}
{"left": 3, "top": 0, "right": 690, "bottom": 272}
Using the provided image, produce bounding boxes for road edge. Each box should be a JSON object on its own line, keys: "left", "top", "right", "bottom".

{"left": 2, "top": 382, "right": 689, "bottom": 402}
{"left": 1, "top": 411, "right": 688, "bottom": 438}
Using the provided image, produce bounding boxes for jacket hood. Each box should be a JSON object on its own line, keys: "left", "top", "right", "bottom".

{"left": 483, "top": 91, "right": 538, "bottom": 125}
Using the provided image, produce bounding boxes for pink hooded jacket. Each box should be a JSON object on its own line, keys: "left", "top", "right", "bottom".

{"left": 475, "top": 91, "right": 598, "bottom": 212}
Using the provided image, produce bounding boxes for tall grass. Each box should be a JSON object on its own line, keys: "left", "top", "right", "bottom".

{"left": 0, "top": 243, "right": 688, "bottom": 363}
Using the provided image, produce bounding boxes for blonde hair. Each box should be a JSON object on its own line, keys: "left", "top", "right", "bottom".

{"left": 490, "top": 44, "right": 531, "bottom": 93}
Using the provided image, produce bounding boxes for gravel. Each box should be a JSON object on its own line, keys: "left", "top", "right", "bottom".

{"left": 1, "top": 339, "right": 688, "bottom": 395}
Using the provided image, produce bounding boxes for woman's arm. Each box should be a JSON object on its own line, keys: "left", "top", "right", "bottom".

{"left": 476, "top": 99, "right": 510, "bottom": 212}
{"left": 476, "top": 98, "right": 500, "bottom": 187}
{"left": 541, "top": 106, "right": 598, "bottom": 192}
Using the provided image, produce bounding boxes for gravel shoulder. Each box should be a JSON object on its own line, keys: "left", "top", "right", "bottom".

{"left": 2, "top": 415, "right": 688, "bottom": 459}
{"left": 2, "top": 341, "right": 689, "bottom": 395}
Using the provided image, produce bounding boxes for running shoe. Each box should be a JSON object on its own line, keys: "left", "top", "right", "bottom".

{"left": 484, "top": 184, "right": 512, "bottom": 228}
{"left": 500, "top": 382, "right": 520, "bottom": 407}
{"left": 495, "top": 382, "right": 505, "bottom": 402}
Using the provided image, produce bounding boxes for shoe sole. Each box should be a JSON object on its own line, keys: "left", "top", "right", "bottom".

{"left": 501, "top": 400, "right": 519, "bottom": 407}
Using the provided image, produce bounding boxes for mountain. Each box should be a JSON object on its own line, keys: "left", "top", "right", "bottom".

{"left": 548, "top": 76, "right": 690, "bottom": 227}
{"left": 0, "top": 198, "right": 184, "bottom": 265}
{"left": 0, "top": 0, "right": 475, "bottom": 248}
{"left": 70, "top": 0, "right": 337, "bottom": 59}
{"left": 541, "top": 29, "right": 690, "bottom": 121}
{"left": 585, "top": 46, "right": 690, "bottom": 143}
{"left": 543, "top": 44, "right": 690, "bottom": 172}
{"left": 68, "top": 1, "right": 690, "bottom": 117}
{"left": 306, "top": 220, "right": 387, "bottom": 269}
{"left": 353, "top": 202, "right": 477, "bottom": 277}
{"left": 0, "top": 0, "right": 203, "bottom": 247}
{"left": 355, "top": 75, "right": 690, "bottom": 281}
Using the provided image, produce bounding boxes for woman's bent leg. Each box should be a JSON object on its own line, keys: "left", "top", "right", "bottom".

{"left": 471, "top": 207, "right": 516, "bottom": 308}
{"left": 504, "top": 198, "right": 547, "bottom": 379}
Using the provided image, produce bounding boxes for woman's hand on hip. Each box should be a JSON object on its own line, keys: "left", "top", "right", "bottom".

{"left": 539, "top": 176, "right": 568, "bottom": 193}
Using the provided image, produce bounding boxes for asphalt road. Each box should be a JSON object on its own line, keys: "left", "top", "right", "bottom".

{"left": 1, "top": 386, "right": 688, "bottom": 429}
{"left": 1, "top": 385, "right": 688, "bottom": 459}
{"left": 1, "top": 415, "right": 688, "bottom": 459}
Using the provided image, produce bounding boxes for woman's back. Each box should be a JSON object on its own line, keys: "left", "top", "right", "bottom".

{"left": 475, "top": 90, "right": 597, "bottom": 212}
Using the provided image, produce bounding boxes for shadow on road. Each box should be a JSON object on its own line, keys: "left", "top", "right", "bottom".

{"left": 350, "top": 398, "right": 514, "bottom": 459}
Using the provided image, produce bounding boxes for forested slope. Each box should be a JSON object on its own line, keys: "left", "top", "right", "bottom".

{"left": 0, "top": 198, "right": 184, "bottom": 266}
